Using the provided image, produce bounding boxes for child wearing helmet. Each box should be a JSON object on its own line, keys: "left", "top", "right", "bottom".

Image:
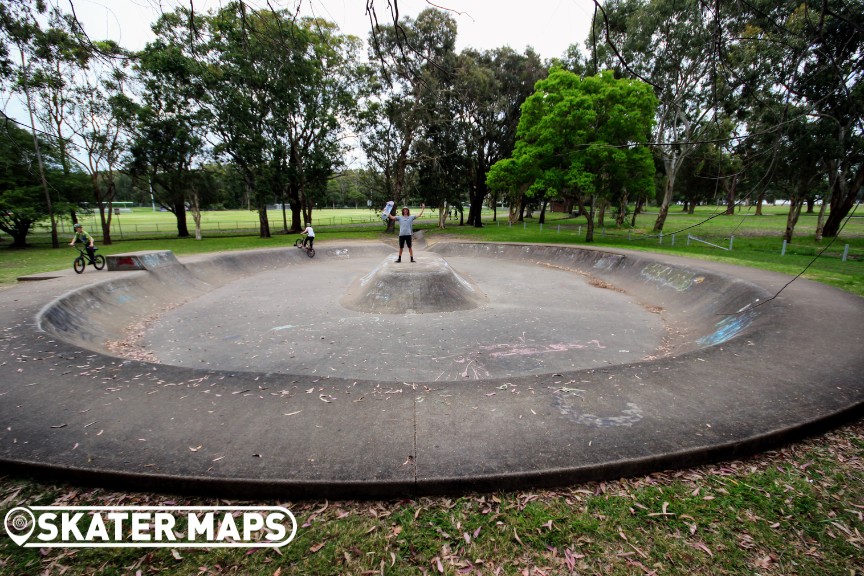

{"left": 301, "top": 223, "right": 315, "bottom": 250}
{"left": 69, "top": 223, "right": 96, "bottom": 262}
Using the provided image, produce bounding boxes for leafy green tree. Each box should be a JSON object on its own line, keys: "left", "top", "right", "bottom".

{"left": 0, "top": 121, "right": 57, "bottom": 247}
{"left": 456, "top": 47, "right": 546, "bottom": 227}
{"left": 731, "top": 0, "right": 862, "bottom": 238}
{"left": 357, "top": 8, "right": 457, "bottom": 232}
{"left": 488, "top": 69, "right": 656, "bottom": 242}
{"left": 1, "top": 1, "right": 63, "bottom": 247}
{"left": 63, "top": 42, "right": 131, "bottom": 245}
{"left": 129, "top": 28, "right": 208, "bottom": 238}
{"left": 277, "top": 18, "right": 360, "bottom": 231}
{"left": 590, "top": 0, "right": 719, "bottom": 233}
{"left": 154, "top": 4, "right": 358, "bottom": 237}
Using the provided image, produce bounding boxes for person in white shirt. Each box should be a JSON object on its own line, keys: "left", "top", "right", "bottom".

{"left": 301, "top": 223, "right": 315, "bottom": 249}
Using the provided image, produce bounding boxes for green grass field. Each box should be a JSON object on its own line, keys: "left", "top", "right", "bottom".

{"left": 5, "top": 204, "right": 863, "bottom": 295}
{"left": 1, "top": 204, "right": 863, "bottom": 575}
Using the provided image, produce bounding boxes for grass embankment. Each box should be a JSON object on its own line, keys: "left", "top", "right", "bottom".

{"left": 1, "top": 205, "right": 862, "bottom": 574}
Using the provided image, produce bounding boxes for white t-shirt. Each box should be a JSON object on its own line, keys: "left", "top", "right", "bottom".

{"left": 303, "top": 226, "right": 315, "bottom": 238}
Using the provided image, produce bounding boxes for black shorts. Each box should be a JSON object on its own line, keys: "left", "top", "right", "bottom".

{"left": 399, "top": 235, "right": 412, "bottom": 249}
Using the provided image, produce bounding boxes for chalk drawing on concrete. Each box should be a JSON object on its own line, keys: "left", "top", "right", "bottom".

{"left": 640, "top": 263, "right": 705, "bottom": 292}
{"left": 697, "top": 307, "right": 757, "bottom": 347}
{"left": 554, "top": 387, "right": 644, "bottom": 427}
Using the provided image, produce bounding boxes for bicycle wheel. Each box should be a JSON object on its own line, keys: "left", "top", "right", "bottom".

{"left": 73, "top": 257, "right": 86, "bottom": 274}
{"left": 306, "top": 247, "right": 315, "bottom": 258}
{"left": 294, "top": 238, "right": 303, "bottom": 248}
{"left": 93, "top": 254, "right": 106, "bottom": 270}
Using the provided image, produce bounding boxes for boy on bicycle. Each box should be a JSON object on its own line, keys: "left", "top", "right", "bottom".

{"left": 300, "top": 223, "right": 315, "bottom": 250}
{"left": 69, "top": 223, "right": 96, "bottom": 262}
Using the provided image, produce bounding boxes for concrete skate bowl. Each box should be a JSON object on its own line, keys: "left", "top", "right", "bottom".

{"left": 1, "top": 240, "right": 861, "bottom": 499}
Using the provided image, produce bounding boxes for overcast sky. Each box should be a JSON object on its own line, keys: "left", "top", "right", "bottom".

{"left": 65, "top": 0, "right": 595, "bottom": 59}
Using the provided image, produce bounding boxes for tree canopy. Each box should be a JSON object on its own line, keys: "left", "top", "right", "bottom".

{"left": 488, "top": 69, "right": 656, "bottom": 241}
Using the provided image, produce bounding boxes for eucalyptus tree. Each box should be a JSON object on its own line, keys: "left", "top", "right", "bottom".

{"left": 1, "top": 1, "right": 60, "bottom": 246}
{"left": 488, "top": 69, "right": 656, "bottom": 242}
{"left": 412, "top": 64, "right": 465, "bottom": 228}
{"left": 0, "top": 120, "right": 61, "bottom": 247}
{"left": 455, "top": 47, "right": 546, "bottom": 227}
{"left": 164, "top": 4, "right": 359, "bottom": 238}
{"left": 63, "top": 44, "right": 130, "bottom": 245}
{"left": 590, "top": 0, "right": 719, "bottom": 233}
{"left": 129, "top": 24, "right": 207, "bottom": 238}
{"left": 191, "top": 4, "right": 283, "bottom": 238}
{"left": 277, "top": 18, "right": 361, "bottom": 231}
{"left": 27, "top": 8, "right": 89, "bottom": 181}
{"left": 732, "top": 0, "right": 863, "bottom": 239}
{"left": 357, "top": 8, "right": 458, "bottom": 231}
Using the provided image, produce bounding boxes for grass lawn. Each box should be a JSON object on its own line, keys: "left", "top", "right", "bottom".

{"left": 1, "top": 204, "right": 863, "bottom": 574}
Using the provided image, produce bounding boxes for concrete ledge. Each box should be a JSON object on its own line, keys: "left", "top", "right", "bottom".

{"left": 0, "top": 241, "right": 862, "bottom": 499}
{"left": 106, "top": 250, "right": 180, "bottom": 271}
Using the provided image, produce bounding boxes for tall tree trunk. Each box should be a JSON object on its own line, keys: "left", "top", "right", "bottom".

{"left": 724, "top": 173, "right": 738, "bottom": 215}
{"left": 258, "top": 203, "right": 271, "bottom": 238}
{"left": 653, "top": 154, "right": 681, "bottom": 232}
{"left": 189, "top": 187, "right": 203, "bottom": 240}
{"left": 822, "top": 165, "right": 864, "bottom": 237}
{"left": 783, "top": 196, "right": 804, "bottom": 243}
{"left": 466, "top": 171, "right": 487, "bottom": 227}
{"left": 538, "top": 198, "right": 548, "bottom": 225}
{"left": 93, "top": 174, "right": 114, "bottom": 245}
{"left": 585, "top": 196, "right": 596, "bottom": 242}
{"left": 173, "top": 199, "right": 190, "bottom": 238}
{"left": 19, "top": 47, "right": 58, "bottom": 248}
{"left": 616, "top": 192, "right": 629, "bottom": 227}
{"left": 288, "top": 182, "right": 303, "bottom": 232}
{"left": 755, "top": 189, "right": 765, "bottom": 216}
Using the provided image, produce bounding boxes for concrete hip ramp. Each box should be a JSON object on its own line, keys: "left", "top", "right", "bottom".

{"left": 0, "top": 241, "right": 862, "bottom": 499}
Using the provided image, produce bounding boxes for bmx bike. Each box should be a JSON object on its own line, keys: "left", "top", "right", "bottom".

{"left": 72, "top": 245, "right": 106, "bottom": 273}
{"left": 294, "top": 237, "right": 315, "bottom": 258}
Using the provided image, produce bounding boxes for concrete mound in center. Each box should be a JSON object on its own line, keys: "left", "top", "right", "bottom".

{"left": 341, "top": 253, "right": 486, "bottom": 314}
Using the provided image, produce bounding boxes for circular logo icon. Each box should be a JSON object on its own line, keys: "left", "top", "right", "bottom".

{"left": 4, "top": 507, "right": 35, "bottom": 546}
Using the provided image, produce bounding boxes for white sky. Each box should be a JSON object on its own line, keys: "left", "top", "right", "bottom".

{"left": 64, "top": 0, "right": 595, "bottom": 59}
